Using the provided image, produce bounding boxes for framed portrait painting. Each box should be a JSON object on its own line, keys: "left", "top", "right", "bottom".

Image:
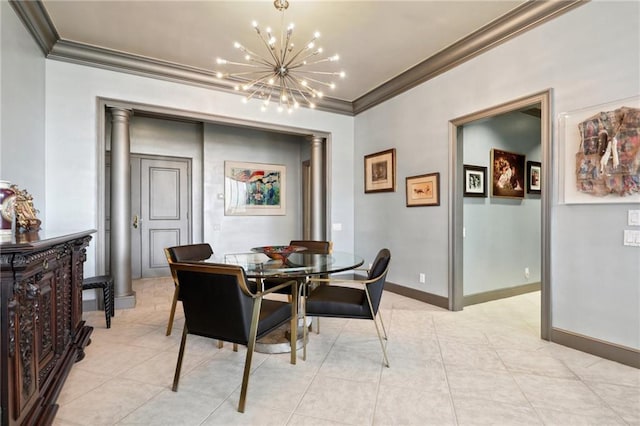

{"left": 527, "top": 161, "right": 542, "bottom": 194}
{"left": 224, "top": 161, "right": 286, "bottom": 215}
{"left": 463, "top": 165, "right": 487, "bottom": 198}
{"left": 364, "top": 148, "right": 396, "bottom": 193}
{"left": 490, "top": 149, "right": 525, "bottom": 198}
{"left": 406, "top": 172, "right": 440, "bottom": 207}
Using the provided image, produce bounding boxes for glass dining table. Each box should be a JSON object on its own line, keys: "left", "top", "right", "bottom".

{"left": 206, "top": 250, "right": 365, "bottom": 353}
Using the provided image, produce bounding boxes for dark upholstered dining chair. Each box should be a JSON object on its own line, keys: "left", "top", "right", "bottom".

{"left": 164, "top": 243, "right": 214, "bottom": 336}
{"left": 304, "top": 248, "right": 391, "bottom": 367}
{"left": 169, "top": 262, "right": 299, "bottom": 413}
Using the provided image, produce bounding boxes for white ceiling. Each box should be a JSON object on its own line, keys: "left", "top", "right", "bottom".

{"left": 40, "top": 0, "right": 526, "bottom": 103}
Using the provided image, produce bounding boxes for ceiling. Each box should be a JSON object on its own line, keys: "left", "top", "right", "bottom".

{"left": 15, "top": 1, "right": 582, "bottom": 114}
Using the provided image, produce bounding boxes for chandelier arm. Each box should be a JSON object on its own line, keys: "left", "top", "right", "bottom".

{"left": 286, "top": 76, "right": 316, "bottom": 107}
{"left": 253, "top": 27, "right": 282, "bottom": 67}
{"left": 286, "top": 50, "right": 323, "bottom": 69}
{"left": 298, "top": 57, "right": 337, "bottom": 66}
{"left": 293, "top": 75, "right": 335, "bottom": 89}
{"left": 281, "top": 35, "right": 317, "bottom": 69}
{"left": 220, "top": 60, "right": 269, "bottom": 68}
{"left": 242, "top": 72, "right": 278, "bottom": 91}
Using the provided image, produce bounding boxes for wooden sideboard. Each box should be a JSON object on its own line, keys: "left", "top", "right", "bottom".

{"left": 1, "top": 230, "right": 94, "bottom": 426}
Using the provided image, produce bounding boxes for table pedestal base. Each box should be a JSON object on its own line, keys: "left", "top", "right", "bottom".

{"left": 255, "top": 318, "right": 311, "bottom": 354}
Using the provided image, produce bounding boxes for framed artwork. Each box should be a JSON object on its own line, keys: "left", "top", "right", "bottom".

{"left": 559, "top": 95, "right": 640, "bottom": 204}
{"left": 406, "top": 172, "right": 440, "bottom": 207}
{"left": 463, "top": 165, "right": 487, "bottom": 198}
{"left": 224, "top": 161, "right": 286, "bottom": 215}
{"left": 490, "top": 148, "right": 525, "bottom": 199}
{"left": 527, "top": 161, "right": 542, "bottom": 194}
{"left": 364, "top": 148, "right": 396, "bottom": 193}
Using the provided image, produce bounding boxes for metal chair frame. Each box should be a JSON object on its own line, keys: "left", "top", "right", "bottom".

{"left": 170, "top": 262, "right": 300, "bottom": 413}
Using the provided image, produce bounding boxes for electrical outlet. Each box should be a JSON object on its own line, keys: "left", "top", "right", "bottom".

{"left": 419, "top": 273, "right": 426, "bottom": 283}
{"left": 524, "top": 267, "right": 530, "bottom": 279}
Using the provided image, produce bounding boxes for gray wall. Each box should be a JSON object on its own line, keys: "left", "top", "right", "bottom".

{"left": 354, "top": 1, "right": 639, "bottom": 349}
{"left": 463, "top": 111, "right": 541, "bottom": 296}
{"left": 0, "top": 0, "right": 46, "bottom": 215}
{"left": 203, "top": 123, "right": 306, "bottom": 255}
{"left": 2, "top": 0, "right": 638, "bottom": 353}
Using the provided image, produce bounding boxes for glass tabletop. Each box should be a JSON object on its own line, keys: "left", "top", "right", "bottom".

{"left": 211, "top": 251, "right": 364, "bottom": 279}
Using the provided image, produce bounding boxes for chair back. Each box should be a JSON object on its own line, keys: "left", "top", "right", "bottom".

{"left": 170, "top": 262, "right": 256, "bottom": 345}
{"left": 365, "top": 248, "right": 391, "bottom": 315}
{"left": 165, "top": 243, "right": 213, "bottom": 263}
{"left": 289, "top": 240, "right": 332, "bottom": 254}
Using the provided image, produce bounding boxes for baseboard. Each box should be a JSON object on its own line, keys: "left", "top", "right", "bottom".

{"left": 464, "top": 282, "right": 541, "bottom": 306}
{"left": 551, "top": 327, "right": 639, "bottom": 369}
{"left": 384, "top": 281, "right": 449, "bottom": 309}
{"left": 83, "top": 298, "right": 99, "bottom": 312}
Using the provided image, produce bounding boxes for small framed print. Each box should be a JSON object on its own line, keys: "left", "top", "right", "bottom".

{"left": 527, "top": 161, "right": 542, "bottom": 194}
{"left": 491, "top": 148, "right": 525, "bottom": 199}
{"left": 463, "top": 165, "right": 487, "bottom": 198}
{"left": 406, "top": 172, "right": 440, "bottom": 207}
{"left": 364, "top": 148, "right": 396, "bottom": 193}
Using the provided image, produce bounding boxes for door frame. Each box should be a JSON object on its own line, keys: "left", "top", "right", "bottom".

{"left": 448, "top": 89, "right": 552, "bottom": 340}
{"left": 96, "top": 97, "right": 332, "bottom": 277}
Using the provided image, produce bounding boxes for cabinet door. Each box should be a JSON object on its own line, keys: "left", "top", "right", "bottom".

{"left": 12, "top": 275, "right": 39, "bottom": 421}
{"left": 36, "top": 264, "right": 58, "bottom": 386}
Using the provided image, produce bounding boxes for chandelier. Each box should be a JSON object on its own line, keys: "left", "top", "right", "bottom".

{"left": 215, "top": 0, "right": 345, "bottom": 112}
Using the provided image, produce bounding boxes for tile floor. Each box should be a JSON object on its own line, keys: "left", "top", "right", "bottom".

{"left": 54, "top": 277, "right": 639, "bottom": 425}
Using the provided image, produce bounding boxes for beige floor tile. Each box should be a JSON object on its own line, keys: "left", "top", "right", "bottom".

{"left": 496, "top": 348, "right": 578, "bottom": 379}
{"left": 117, "top": 388, "right": 222, "bottom": 425}
{"left": 446, "top": 367, "right": 529, "bottom": 406}
{"left": 201, "top": 399, "right": 292, "bottom": 425}
{"left": 56, "top": 378, "right": 164, "bottom": 425}
{"left": 513, "top": 373, "right": 621, "bottom": 418}
{"left": 439, "top": 341, "right": 507, "bottom": 371}
{"left": 534, "top": 407, "right": 627, "bottom": 425}
{"left": 55, "top": 283, "right": 632, "bottom": 426}
{"left": 452, "top": 397, "right": 542, "bottom": 425}
{"left": 296, "top": 376, "right": 377, "bottom": 425}
{"left": 586, "top": 381, "right": 640, "bottom": 424}
{"left": 373, "top": 383, "right": 456, "bottom": 425}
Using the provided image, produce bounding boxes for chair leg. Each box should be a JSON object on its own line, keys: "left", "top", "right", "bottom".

{"left": 103, "top": 284, "right": 113, "bottom": 329}
{"left": 372, "top": 315, "right": 390, "bottom": 368}
{"left": 365, "top": 288, "right": 390, "bottom": 368}
{"left": 217, "top": 340, "right": 224, "bottom": 349}
{"left": 290, "top": 281, "right": 298, "bottom": 365}
{"left": 233, "top": 343, "right": 238, "bottom": 352}
{"left": 166, "top": 286, "right": 180, "bottom": 336}
{"left": 238, "top": 298, "right": 263, "bottom": 413}
{"left": 172, "top": 325, "right": 188, "bottom": 391}
{"left": 302, "top": 286, "right": 307, "bottom": 362}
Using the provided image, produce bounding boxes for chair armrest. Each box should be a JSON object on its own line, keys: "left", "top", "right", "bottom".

{"left": 308, "top": 277, "right": 375, "bottom": 285}
{"left": 308, "top": 263, "right": 390, "bottom": 287}
{"left": 255, "top": 279, "right": 298, "bottom": 297}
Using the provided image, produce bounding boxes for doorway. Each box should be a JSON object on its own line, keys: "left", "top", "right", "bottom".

{"left": 449, "top": 90, "right": 552, "bottom": 340}
{"left": 106, "top": 153, "right": 191, "bottom": 278}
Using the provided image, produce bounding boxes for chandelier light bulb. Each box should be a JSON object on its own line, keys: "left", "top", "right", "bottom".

{"left": 339, "top": 71, "right": 346, "bottom": 78}
{"left": 215, "top": 0, "right": 344, "bottom": 111}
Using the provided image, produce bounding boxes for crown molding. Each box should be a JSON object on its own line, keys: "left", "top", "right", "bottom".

{"left": 352, "top": 0, "right": 587, "bottom": 114}
{"left": 10, "top": 0, "right": 586, "bottom": 116}
{"left": 9, "top": 0, "right": 58, "bottom": 55}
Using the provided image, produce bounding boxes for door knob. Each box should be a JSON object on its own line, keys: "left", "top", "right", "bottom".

{"left": 133, "top": 214, "right": 139, "bottom": 229}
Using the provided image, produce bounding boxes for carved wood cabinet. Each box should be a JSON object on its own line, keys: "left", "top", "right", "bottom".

{"left": 1, "top": 230, "right": 94, "bottom": 426}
